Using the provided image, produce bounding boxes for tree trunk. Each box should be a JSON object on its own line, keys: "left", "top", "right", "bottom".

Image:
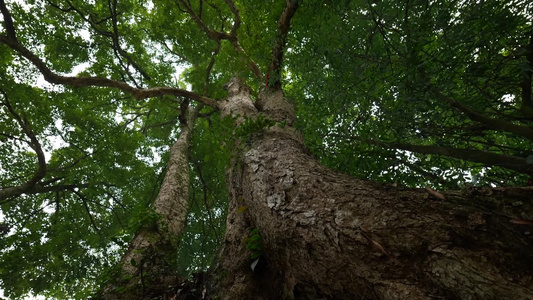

{"left": 210, "top": 80, "right": 533, "bottom": 299}
{"left": 96, "top": 106, "right": 201, "bottom": 299}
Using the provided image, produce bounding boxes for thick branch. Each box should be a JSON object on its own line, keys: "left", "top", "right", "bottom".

{"left": 97, "top": 104, "right": 204, "bottom": 299}
{"left": 0, "top": 36, "right": 219, "bottom": 107}
{"left": 0, "top": 183, "right": 93, "bottom": 203}
{"left": 0, "top": 0, "right": 17, "bottom": 41}
{"left": 268, "top": 0, "right": 299, "bottom": 89}
{"left": 345, "top": 135, "right": 533, "bottom": 175}
{"left": 153, "top": 104, "right": 203, "bottom": 235}
{"left": 419, "top": 67, "right": 533, "bottom": 141}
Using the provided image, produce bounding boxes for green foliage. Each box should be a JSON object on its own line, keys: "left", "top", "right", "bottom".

{"left": 243, "top": 228, "right": 262, "bottom": 259}
{"left": 127, "top": 205, "right": 161, "bottom": 233}
{"left": 176, "top": 114, "right": 231, "bottom": 277}
{"left": 285, "top": 0, "right": 533, "bottom": 188}
{"left": 234, "top": 114, "right": 276, "bottom": 144}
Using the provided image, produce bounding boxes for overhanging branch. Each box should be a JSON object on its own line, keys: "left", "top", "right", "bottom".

{"left": 0, "top": 183, "right": 94, "bottom": 204}
{"left": 339, "top": 135, "right": 533, "bottom": 176}
{"left": 0, "top": 36, "right": 219, "bottom": 107}
{"left": 1, "top": 0, "right": 218, "bottom": 106}
{"left": 418, "top": 67, "right": 533, "bottom": 141}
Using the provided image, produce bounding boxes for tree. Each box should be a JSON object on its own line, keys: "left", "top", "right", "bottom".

{"left": 1, "top": 0, "right": 532, "bottom": 298}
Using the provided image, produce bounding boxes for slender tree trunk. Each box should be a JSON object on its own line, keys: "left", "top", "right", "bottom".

{"left": 96, "top": 106, "right": 201, "bottom": 299}
{"left": 210, "top": 79, "right": 533, "bottom": 299}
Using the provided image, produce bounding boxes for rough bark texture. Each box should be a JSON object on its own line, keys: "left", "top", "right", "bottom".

{"left": 95, "top": 107, "right": 199, "bottom": 299}
{"left": 210, "top": 81, "right": 533, "bottom": 299}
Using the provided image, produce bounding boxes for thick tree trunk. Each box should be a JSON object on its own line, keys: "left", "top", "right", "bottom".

{"left": 95, "top": 106, "right": 200, "bottom": 299}
{"left": 210, "top": 80, "right": 533, "bottom": 299}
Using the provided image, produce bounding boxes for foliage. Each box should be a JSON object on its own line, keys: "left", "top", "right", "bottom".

{"left": 243, "top": 228, "right": 262, "bottom": 260}
{"left": 285, "top": 0, "right": 533, "bottom": 188}
{"left": 234, "top": 114, "right": 277, "bottom": 144}
{"left": 176, "top": 114, "right": 231, "bottom": 277}
{"left": 0, "top": 0, "right": 532, "bottom": 298}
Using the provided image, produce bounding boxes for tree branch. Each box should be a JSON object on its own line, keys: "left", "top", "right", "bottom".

{"left": 418, "top": 67, "right": 533, "bottom": 141}
{"left": 268, "top": 0, "right": 299, "bottom": 89}
{"left": 224, "top": 0, "right": 241, "bottom": 36}
{"left": 72, "top": 189, "right": 100, "bottom": 233}
{"left": 204, "top": 41, "right": 221, "bottom": 94}
{"left": 0, "top": 183, "right": 93, "bottom": 204}
{"left": 46, "top": 0, "right": 151, "bottom": 83}
{"left": 341, "top": 135, "right": 533, "bottom": 175}
{"left": 0, "top": 36, "right": 219, "bottom": 107}
{"left": 397, "top": 156, "right": 452, "bottom": 187}
{"left": 0, "top": 0, "right": 17, "bottom": 42}
{"left": 176, "top": 0, "right": 262, "bottom": 79}
{"left": 107, "top": 0, "right": 151, "bottom": 82}
{"left": 0, "top": 91, "right": 47, "bottom": 188}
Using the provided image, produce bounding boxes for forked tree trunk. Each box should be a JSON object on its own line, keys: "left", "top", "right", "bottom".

{"left": 210, "top": 79, "right": 533, "bottom": 299}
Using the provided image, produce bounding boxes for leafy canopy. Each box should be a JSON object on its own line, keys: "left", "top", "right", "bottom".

{"left": 1, "top": 0, "right": 532, "bottom": 298}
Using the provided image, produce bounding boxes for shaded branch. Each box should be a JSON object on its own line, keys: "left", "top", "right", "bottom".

{"left": 338, "top": 135, "right": 533, "bottom": 176}
{"left": 268, "top": 0, "right": 299, "bottom": 89}
{"left": 142, "top": 117, "right": 179, "bottom": 133}
{"left": 204, "top": 40, "right": 221, "bottom": 94}
{"left": 418, "top": 67, "right": 533, "bottom": 141}
{"left": 47, "top": 152, "right": 93, "bottom": 173}
{"left": 160, "top": 39, "right": 191, "bottom": 65}
{"left": 224, "top": 0, "right": 241, "bottom": 36}
{"left": 0, "top": 132, "right": 29, "bottom": 144}
{"left": 397, "top": 157, "right": 452, "bottom": 187}
{"left": 367, "top": 0, "right": 403, "bottom": 62}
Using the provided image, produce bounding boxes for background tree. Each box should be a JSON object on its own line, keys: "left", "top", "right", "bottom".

{"left": 0, "top": 0, "right": 532, "bottom": 299}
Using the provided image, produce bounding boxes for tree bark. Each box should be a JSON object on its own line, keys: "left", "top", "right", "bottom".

{"left": 210, "top": 80, "right": 533, "bottom": 299}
